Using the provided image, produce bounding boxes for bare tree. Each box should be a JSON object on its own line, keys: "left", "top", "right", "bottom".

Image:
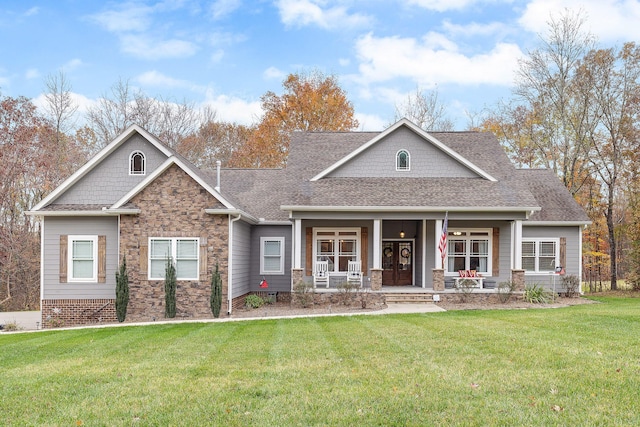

{"left": 43, "top": 70, "right": 78, "bottom": 138}
{"left": 393, "top": 86, "right": 454, "bottom": 131}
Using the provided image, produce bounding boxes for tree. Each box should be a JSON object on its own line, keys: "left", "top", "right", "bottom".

{"left": 234, "top": 70, "right": 359, "bottom": 168}
{"left": 514, "top": 9, "right": 596, "bottom": 196}
{"left": 164, "top": 256, "right": 177, "bottom": 318}
{"left": 115, "top": 255, "right": 129, "bottom": 322}
{"left": 393, "top": 86, "right": 454, "bottom": 131}
{"left": 43, "top": 70, "right": 78, "bottom": 139}
{"left": 210, "top": 263, "right": 222, "bottom": 318}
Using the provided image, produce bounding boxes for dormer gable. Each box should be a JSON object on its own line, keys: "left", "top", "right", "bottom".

{"left": 310, "top": 118, "right": 496, "bottom": 182}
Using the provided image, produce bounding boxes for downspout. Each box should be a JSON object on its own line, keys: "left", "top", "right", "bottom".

{"left": 228, "top": 213, "right": 242, "bottom": 315}
{"left": 215, "top": 160, "right": 221, "bottom": 193}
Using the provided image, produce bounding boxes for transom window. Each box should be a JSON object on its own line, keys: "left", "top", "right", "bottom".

{"left": 149, "top": 237, "right": 199, "bottom": 280}
{"left": 522, "top": 239, "right": 559, "bottom": 273}
{"left": 445, "top": 229, "right": 491, "bottom": 274}
{"left": 314, "top": 228, "right": 360, "bottom": 273}
{"left": 68, "top": 235, "right": 98, "bottom": 282}
{"left": 260, "top": 237, "right": 285, "bottom": 275}
{"left": 129, "top": 151, "right": 146, "bottom": 175}
{"left": 396, "top": 149, "right": 410, "bottom": 171}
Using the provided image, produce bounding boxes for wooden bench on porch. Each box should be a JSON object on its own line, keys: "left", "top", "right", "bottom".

{"left": 454, "top": 270, "right": 484, "bottom": 288}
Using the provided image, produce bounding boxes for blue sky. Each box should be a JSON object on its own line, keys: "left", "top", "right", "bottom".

{"left": 1, "top": 0, "right": 639, "bottom": 131}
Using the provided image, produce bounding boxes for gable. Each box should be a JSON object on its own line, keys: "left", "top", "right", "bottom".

{"left": 327, "top": 126, "right": 478, "bottom": 179}
{"left": 43, "top": 133, "right": 169, "bottom": 207}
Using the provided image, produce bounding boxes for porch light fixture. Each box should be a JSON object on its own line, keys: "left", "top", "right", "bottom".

{"left": 399, "top": 221, "right": 405, "bottom": 238}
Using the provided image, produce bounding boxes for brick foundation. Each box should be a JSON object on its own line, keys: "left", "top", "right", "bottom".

{"left": 42, "top": 299, "right": 117, "bottom": 328}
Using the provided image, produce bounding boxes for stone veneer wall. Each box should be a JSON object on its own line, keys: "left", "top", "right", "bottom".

{"left": 120, "top": 164, "right": 230, "bottom": 322}
{"left": 42, "top": 299, "right": 116, "bottom": 328}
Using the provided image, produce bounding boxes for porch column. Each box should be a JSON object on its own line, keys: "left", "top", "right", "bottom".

{"left": 373, "top": 219, "right": 381, "bottom": 269}
{"left": 512, "top": 220, "right": 522, "bottom": 270}
{"left": 293, "top": 219, "right": 302, "bottom": 269}
{"left": 421, "top": 219, "right": 427, "bottom": 288}
{"left": 434, "top": 219, "right": 444, "bottom": 269}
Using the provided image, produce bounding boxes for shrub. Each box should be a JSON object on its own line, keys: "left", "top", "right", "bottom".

{"left": 497, "top": 281, "right": 517, "bottom": 303}
{"left": 455, "top": 278, "right": 476, "bottom": 303}
{"left": 562, "top": 275, "right": 580, "bottom": 297}
{"left": 164, "top": 256, "right": 177, "bottom": 318}
{"left": 336, "top": 281, "right": 359, "bottom": 305}
{"left": 115, "top": 256, "right": 129, "bottom": 322}
{"left": 523, "top": 284, "right": 551, "bottom": 304}
{"left": 210, "top": 263, "right": 222, "bottom": 318}
{"left": 292, "top": 281, "right": 314, "bottom": 308}
{"left": 245, "top": 294, "right": 264, "bottom": 309}
{"left": 1, "top": 321, "right": 20, "bottom": 332}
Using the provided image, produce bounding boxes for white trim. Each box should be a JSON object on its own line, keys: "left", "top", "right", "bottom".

{"left": 148, "top": 237, "right": 200, "bottom": 281}
{"left": 112, "top": 156, "right": 235, "bottom": 210}
{"left": 26, "top": 209, "right": 140, "bottom": 216}
{"left": 31, "top": 125, "right": 172, "bottom": 211}
{"left": 422, "top": 219, "right": 427, "bottom": 288}
{"left": 129, "top": 150, "right": 146, "bottom": 176}
{"left": 521, "top": 238, "right": 560, "bottom": 274}
{"left": 444, "top": 228, "right": 493, "bottom": 276}
{"left": 514, "top": 220, "right": 522, "bottom": 270}
{"left": 313, "top": 227, "right": 361, "bottom": 273}
{"left": 68, "top": 235, "right": 98, "bottom": 282}
{"left": 40, "top": 219, "right": 45, "bottom": 301}
{"left": 282, "top": 205, "right": 541, "bottom": 213}
{"left": 396, "top": 149, "right": 410, "bottom": 171}
{"left": 293, "top": 219, "right": 302, "bottom": 269}
{"left": 260, "top": 237, "right": 285, "bottom": 275}
{"left": 524, "top": 221, "right": 591, "bottom": 226}
{"left": 373, "top": 219, "right": 381, "bottom": 269}
{"left": 310, "top": 118, "right": 497, "bottom": 182}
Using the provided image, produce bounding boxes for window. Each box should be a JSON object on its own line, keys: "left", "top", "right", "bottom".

{"left": 129, "top": 151, "right": 146, "bottom": 175}
{"left": 149, "top": 238, "right": 199, "bottom": 280}
{"left": 396, "top": 150, "right": 410, "bottom": 171}
{"left": 445, "top": 230, "right": 491, "bottom": 274}
{"left": 260, "top": 237, "right": 285, "bottom": 274}
{"left": 522, "top": 239, "right": 559, "bottom": 273}
{"left": 314, "top": 228, "right": 360, "bottom": 273}
{"left": 68, "top": 235, "right": 98, "bottom": 282}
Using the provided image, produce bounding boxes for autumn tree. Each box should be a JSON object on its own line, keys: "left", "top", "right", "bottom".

{"left": 233, "top": 70, "right": 359, "bottom": 168}
{"left": 393, "top": 86, "right": 454, "bottom": 131}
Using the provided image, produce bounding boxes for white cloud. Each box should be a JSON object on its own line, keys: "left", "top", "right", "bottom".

{"left": 404, "top": 0, "right": 482, "bottom": 12}
{"left": 210, "top": 49, "right": 225, "bottom": 63}
{"left": 63, "top": 58, "right": 83, "bottom": 71}
{"left": 136, "top": 70, "right": 190, "bottom": 88}
{"left": 120, "top": 34, "right": 198, "bottom": 60}
{"left": 88, "top": 5, "right": 153, "bottom": 32}
{"left": 276, "top": 0, "right": 372, "bottom": 30}
{"left": 202, "top": 89, "right": 263, "bottom": 125}
{"left": 24, "top": 7, "right": 39, "bottom": 17}
{"left": 519, "top": 0, "right": 640, "bottom": 43}
{"left": 210, "top": 0, "right": 242, "bottom": 19}
{"left": 263, "top": 66, "right": 285, "bottom": 80}
{"left": 442, "top": 20, "right": 511, "bottom": 38}
{"left": 354, "top": 112, "right": 387, "bottom": 131}
{"left": 353, "top": 32, "right": 523, "bottom": 87}
{"left": 25, "top": 68, "right": 39, "bottom": 80}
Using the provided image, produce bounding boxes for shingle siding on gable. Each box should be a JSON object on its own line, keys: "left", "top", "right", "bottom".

{"left": 327, "top": 126, "right": 478, "bottom": 178}
{"left": 54, "top": 134, "right": 168, "bottom": 206}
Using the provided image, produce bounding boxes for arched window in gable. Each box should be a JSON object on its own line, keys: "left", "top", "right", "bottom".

{"left": 396, "top": 149, "right": 410, "bottom": 171}
{"left": 129, "top": 151, "right": 146, "bottom": 175}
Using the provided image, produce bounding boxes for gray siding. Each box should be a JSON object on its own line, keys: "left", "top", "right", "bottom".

{"left": 329, "top": 126, "right": 477, "bottom": 178}
{"left": 231, "top": 220, "right": 251, "bottom": 298}
{"left": 522, "top": 225, "right": 582, "bottom": 290}
{"left": 250, "top": 225, "right": 293, "bottom": 292}
{"left": 55, "top": 134, "right": 168, "bottom": 205}
{"left": 43, "top": 216, "right": 119, "bottom": 299}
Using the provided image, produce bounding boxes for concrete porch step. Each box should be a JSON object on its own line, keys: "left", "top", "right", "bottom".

{"left": 383, "top": 292, "right": 434, "bottom": 304}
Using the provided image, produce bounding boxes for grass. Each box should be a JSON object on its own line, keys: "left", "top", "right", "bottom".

{"left": 1, "top": 297, "right": 639, "bottom": 426}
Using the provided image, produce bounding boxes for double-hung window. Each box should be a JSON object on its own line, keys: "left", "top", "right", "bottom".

{"left": 522, "top": 239, "right": 558, "bottom": 273}
{"left": 68, "top": 235, "right": 98, "bottom": 282}
{"left": 314, "top": 228, "right": 360, "bottom": 273}
{"left": 149, "top": 237, "right": 199, "bottom": 280}
{"left": 260, "top": 237, "right": 285, "bottom": 275}
{"left": 445, "top": 229, "right": 491, "bottom": 274}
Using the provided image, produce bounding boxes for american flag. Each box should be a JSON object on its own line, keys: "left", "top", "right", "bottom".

{"left": 438, "top": 212, "right": 448, "bottom": 268}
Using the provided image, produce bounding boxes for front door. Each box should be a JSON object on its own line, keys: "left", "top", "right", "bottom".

{"left": 382, "top": 241, "right": 413, "bottom": 286}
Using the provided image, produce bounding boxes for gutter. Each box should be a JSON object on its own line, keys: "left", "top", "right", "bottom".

{"left": 280, "top": 205, "right": 542, "bottom": 213}
{"left": 227, "top": 213, "right": 243, "bottom": 315}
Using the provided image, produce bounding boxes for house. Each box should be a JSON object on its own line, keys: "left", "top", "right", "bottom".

{"left": 27, "top": 119, "right": 590, "bottom": 327}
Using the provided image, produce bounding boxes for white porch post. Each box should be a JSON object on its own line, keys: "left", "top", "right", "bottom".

{"left": 513, "top": 220, "right": 522, "bottom": 269}
{"left": 434, "top": 219, "right": 443, "bottom": 269}
{"left": 421, "top": 219, "right": 427, "bottom": 288}
{"left": 293, "top": 219, "right": 302, "bottom": 269}
{"left": 373, "top": 219, "right": 381, "bottom": 269}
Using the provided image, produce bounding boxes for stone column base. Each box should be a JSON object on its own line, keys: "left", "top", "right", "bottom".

{"left": 432, "top": 268, "right": 444, "bottom": 291}
{"left": 370, "top": 268, "right": 383, "bottom": 290}
{"left": 511, "top": 269, "right": 525, "bottom": 291}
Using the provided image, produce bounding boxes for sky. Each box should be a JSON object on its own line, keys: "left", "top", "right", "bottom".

{"left": 1, "top": 0, "right": 640, "bottom": 131}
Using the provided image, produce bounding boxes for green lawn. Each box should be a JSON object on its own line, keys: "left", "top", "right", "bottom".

{"left": 1, "top": 297, "right": 639, "bottom": 426}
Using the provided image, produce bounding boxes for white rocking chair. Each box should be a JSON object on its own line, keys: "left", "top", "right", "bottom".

{"left": 313, "top": 261, "right": 329, "bottom": 288}
{"left": 347, "top": 260, "right": 363, "bottom": 288}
